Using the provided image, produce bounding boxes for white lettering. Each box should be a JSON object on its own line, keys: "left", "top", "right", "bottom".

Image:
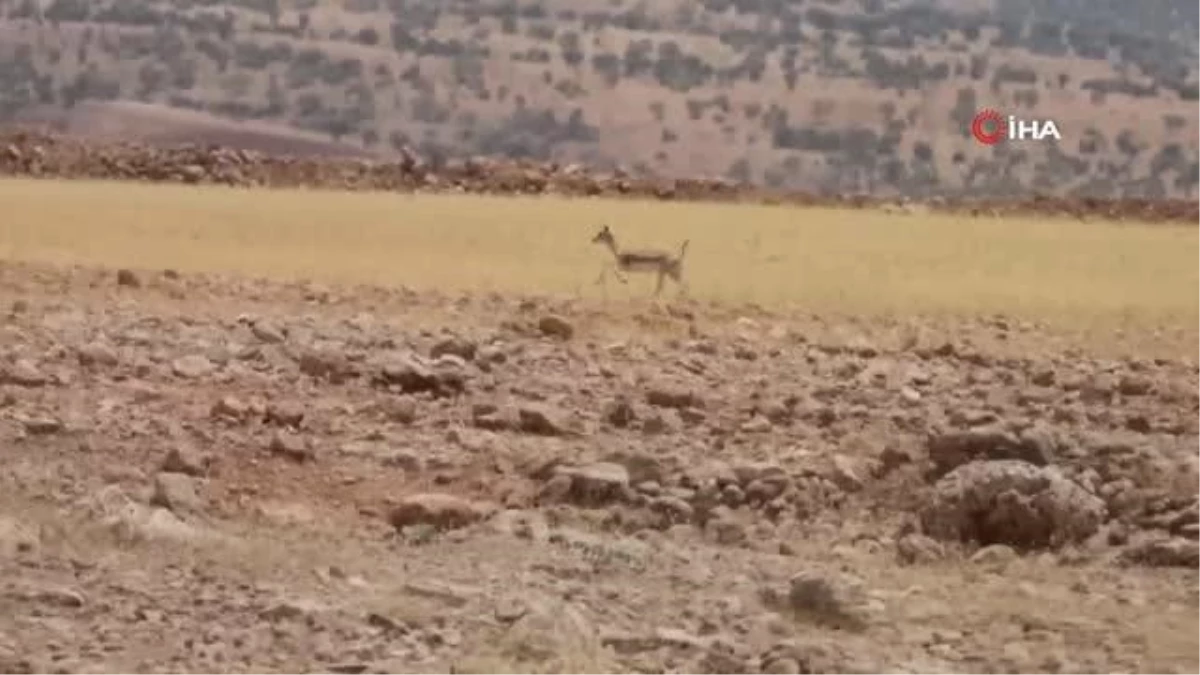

{"left": 1004, "top": 117, "right": 1063, "bottom": 141}
{"left": 1013, "top": 118, "right": 1041, "bottom": 140}
{"left": 1037, "top": 120, "right": 1062, "bottom": 140}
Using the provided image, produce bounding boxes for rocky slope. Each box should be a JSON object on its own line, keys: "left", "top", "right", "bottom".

{"left": 0, "top": 0, "right": 1196, "bottom": 199}
{"left": 0, "top": 259, "right": 1196, "bottom": 673}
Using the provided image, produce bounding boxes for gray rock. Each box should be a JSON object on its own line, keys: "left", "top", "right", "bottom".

{"left": 920, "top": 460, "right": 1106, "bottom": 550}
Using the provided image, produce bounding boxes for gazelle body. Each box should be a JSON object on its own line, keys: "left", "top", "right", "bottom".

{"left": 591, "top": 225, "right": 689, "bottom": 296}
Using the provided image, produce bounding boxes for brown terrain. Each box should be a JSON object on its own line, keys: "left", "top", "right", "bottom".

{"left": 0, "top": 0, "right": 1197, "bottom": 200}
{"left": 0, "top": 1, "right": 1197, "bottom": 672}
{"left": 0, "top": 254, "right": 1197, "bottom": 673}
{"left": 0, "top": 140, "right": 1198, "bottom": 674}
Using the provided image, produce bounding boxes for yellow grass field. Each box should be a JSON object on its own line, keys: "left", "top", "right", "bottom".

{"left": 1, "top": 177, "right": 1196, "bottom": 332}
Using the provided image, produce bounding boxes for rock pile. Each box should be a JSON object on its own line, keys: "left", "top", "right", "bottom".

{"left": 1, "top": 129, "right": 1196, "bottom": 223}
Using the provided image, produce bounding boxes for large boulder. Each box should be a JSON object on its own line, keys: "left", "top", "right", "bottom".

{"left": 920, "top": 460, "right": 1106, "bottom": 550}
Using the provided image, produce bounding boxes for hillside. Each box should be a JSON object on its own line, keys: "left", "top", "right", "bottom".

{"left": 0, "top": 0, "right": 1197, "bottom": 199}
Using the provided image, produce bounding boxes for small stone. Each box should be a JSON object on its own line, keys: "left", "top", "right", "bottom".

{"left": 828, "top": 454, "right": 864, "bottom": 492}
{"left": 269, "top": 431, "right": 315, "bottom": 463}
{"left": 494, "top": 597, "right": 529, "bottom": 623}
{"left": 1, "top": 360, "right": 47, "bottom": 387}
{"left": 382, "top": 395, "right": 418, "bottom": 424}
{"left": 161, "top": 447, "right": 208, "bottom": 477}
{"left": 431, "top": 336, "right": 477, "bottom": 361}
{"left": 389, "top": 493, "right": 492, "bottom": 531}
{"left": 150, "top": 472, "right": 204, "bottom": 515}
{"left": 768, "top": 571, "right": 872, "bottom": 631}
{"left": 172, "top": 354, "right": 215, "bottom": 379}
{"left": 762, "top": 657, "right": 802, "bottom": 674}
{"left": 77, "top": 341, "right": 120, "bottom": 368}
{"left": 21, "top": 416, "right": 63, "bottom": 436}
{"left": 603, "top": 397, "right": 637, "bottom": 428}
{"left": 249, "top": 320, "right": 286, "bottom": 344}
{"left": 537, "top": 315, "right": 574, "bottom": 340}
{"left": 116, "top": 269, "right": 140, "bottom": 288}
{"left": 896, "top": 533, "right": 944, "bottom": 564}
{"left": 264, "top": 401, "right": 305, "bottom": 428}
{"left": 557, "top": 462, "right": 630, "bottom": 505}
{"left": 211, "top": 396, "right": 250, "bottom": 421}
{"left": 970, "top": 543, "right": 1019, "bottom": 568}
{"left": 517, "top": 405, "right": 571, "bottom": 436}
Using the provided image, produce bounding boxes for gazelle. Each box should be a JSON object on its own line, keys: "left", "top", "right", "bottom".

{"left": 591, "top": 224, "right": 689, "bottom": 296}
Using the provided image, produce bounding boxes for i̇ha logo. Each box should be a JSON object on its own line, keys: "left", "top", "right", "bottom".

{"left": 971, "top": 108, "right": 1062, "bottom": 145}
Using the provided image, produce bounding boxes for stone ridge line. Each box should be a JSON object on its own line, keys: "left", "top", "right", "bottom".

{"left": 0, "top": 130, "right": 1195, "bottom": 224}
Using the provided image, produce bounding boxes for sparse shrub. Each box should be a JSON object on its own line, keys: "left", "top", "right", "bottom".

{"left": 623, "top": 39, "right": 654, "bottom": 78}
{"left": 1013, "top": 89, "right": 1039, "bottom": 108}
{"left": 44, "top": 0, "right": 89, "bottom": 22}
{"left": 266, "top": 74, "right": 287, "bottom": 114}
{"left": 969, "top": 54, "right": 987, "bottom": 80}
{"left": 10, "top": 0, "right": 39, "bottom": 19}
{"left": 554, "top": 78, "right": 586, "bottom": 98}
{"left": 653, "top": 40, "right": 712, "bottom": 92}
{"left": 354, "top": 27, "right": 380, "bottom": 46}
{"left": 726, "top": 158, "right": 752, "bottom": 183}
{"left": 528, "top": 24, "right": 555, "bottom": 41}
{"left": 471, "top": 106, "right": 598, "bottom": 159}
{"left": 948, "top": 87, "right": 976, "bottom": 132}
{"left": 558, "top": 30, "right": 583, "bottom": 67}
{"left": 137, "top": 62, "right": 169, "bottom": 98}
{"left": 412, "top": 95, "right": 451, "bottom": 124}
{"left": 195, "top": 38, "right": 230, "bottom": 72}
{"left": 391, "top": 23, "right": 418, "bottom": 52}
{"left": 1115, "top": 129, "right": 1142, "bottom": 157}
{"left": 591, "top": 53, "right": 621, "bottom": 87}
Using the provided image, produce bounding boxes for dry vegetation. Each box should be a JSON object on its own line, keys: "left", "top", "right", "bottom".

{"left": 0, "top": 174, "right": 1197, "bottom": 673}
{"left": 2, "top": 177, "right": 1197, "bottom": 353}
{"left": 0, "top": 0, "right": 1196, "bottom": 199}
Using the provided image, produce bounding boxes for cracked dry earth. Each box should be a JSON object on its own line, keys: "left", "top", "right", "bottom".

{"left": 0, "top": 260, "right": 1197, "bottom": 674}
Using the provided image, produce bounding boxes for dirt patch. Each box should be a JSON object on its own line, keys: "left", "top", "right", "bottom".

{"left": 11, "top": 102, "right": 379, "bottom": 160}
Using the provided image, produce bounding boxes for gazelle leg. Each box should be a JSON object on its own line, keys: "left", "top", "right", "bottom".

{"left": 653, "top": 271, "right": 666, "bottom": 296}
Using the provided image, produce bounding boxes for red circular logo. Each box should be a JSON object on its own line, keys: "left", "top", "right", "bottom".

{"left": 971, "top": 109, "right": 1006, "bottom": 145}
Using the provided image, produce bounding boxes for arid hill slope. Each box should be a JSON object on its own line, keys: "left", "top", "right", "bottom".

{"left": 0, "top": 0, "right": 1196, "bottom": 199}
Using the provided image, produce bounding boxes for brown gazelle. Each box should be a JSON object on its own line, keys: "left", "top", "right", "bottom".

{"left": 591, "top": 224, "right": 689, "bottom": 296}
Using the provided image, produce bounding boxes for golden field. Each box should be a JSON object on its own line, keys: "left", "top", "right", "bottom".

{"left": 1, "top": 177, "right": 1196, "bottom": 336}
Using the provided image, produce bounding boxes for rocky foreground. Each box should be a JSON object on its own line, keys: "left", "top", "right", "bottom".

{"left": 0, "top": 260, "right": 1197, "bottom": 673}
{"left": 1, "top": 129, "right": 1198, "bottom": 224}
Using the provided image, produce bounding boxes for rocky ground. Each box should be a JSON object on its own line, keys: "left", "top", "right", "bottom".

{"left": 0, "top": 259, "right": 1197, "bottom": 674}
{"left": 2, "top": 130, "right": 1198, "bottom": 224}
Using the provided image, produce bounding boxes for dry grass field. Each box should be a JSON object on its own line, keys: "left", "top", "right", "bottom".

{"left": 2, "top": 177, "right": 1196, "bottom": 339}
{"left": 0, "top": 177, "right": 1197, "bottom": 673}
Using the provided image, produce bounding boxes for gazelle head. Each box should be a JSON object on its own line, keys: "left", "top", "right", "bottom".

{"left": 591, "top": 225, "right": 616, "bottom": 247}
